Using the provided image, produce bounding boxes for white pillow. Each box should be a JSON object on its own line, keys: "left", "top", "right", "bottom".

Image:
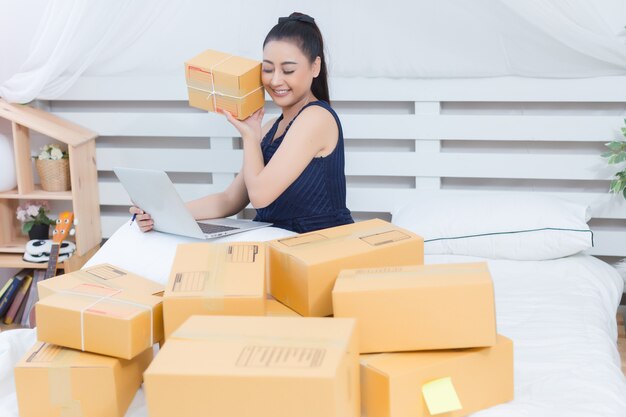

{"left": 391, "top": 193, "right": 593, "bottom": 260}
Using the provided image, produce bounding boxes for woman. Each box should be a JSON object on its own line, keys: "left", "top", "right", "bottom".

{"left": 131, "top": 12, "right": 353, "bottom": 233}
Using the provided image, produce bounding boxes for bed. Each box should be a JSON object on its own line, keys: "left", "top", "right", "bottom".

{"left": 0, "top": 194, "right": 625, "bottom": 417}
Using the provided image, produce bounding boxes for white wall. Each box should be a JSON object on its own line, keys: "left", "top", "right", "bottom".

{"left": 37, "top": 74, "right": 626, "bottom": 258}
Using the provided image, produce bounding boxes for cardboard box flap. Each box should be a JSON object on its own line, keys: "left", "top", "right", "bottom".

{"left": 39, "top": 264, "right": 164, "bottom": 300}
{"left": 18, "top": 343, "right": 119, "bottom": 369}
{"left": 166, "top": 243, "right": 265, "bottom": 298}
{"left": 150, "top": 315, "right": 355, "bottom": 376}
{"left": 334, "top": 263, "right": 492, "bottom": 292}
{"left": 360, "top": 335, "right": 512, "bottom": 375}
{"left": 272, "top": 219, "right": 422, "bottom": 264}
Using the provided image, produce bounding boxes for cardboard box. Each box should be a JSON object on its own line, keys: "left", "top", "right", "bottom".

{"left": 266, "top": 299, "right": 301, "bottom": 317}
{"left": 185, "top": 49, "right": 265, "bottom": 120}
{"left": 360, "top": 335, "right": 514, "bottom": 417}
{"left": 268, "top": 219, "right": 424, "bottom": 317}
{"left": 14, "top": 342, "right": 153, "bottom": 417}
{"left": 333, "top": 262, "right": 496, "bottom": 353}
{"left": 36, "top": 264, "right": 164, "bottom": 360}
{"left": 164, "top": 242, "right": 266, "bottom": 339}
{"left": 144, "top": 315, "right": 360, "bottom": 417}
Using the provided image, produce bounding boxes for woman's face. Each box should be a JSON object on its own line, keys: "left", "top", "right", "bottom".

{"left": 262, "top": 39, "right": 320, "bottom": 108}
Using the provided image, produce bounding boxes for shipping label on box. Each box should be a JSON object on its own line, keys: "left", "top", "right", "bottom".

{"left": 268, "top": 219, "right": 424, "bottom": 317}
{"left": 185, "top": 49, "right": 265, "bottom": 120}
{"left": 164, "top": 242, "right": 266, "bottom": 339}
{"left": 360, "top": 335, "right": 514, "bottom": 417}
{"left": 144, "top": 315, "right": 359, "bottom": 417}
{"left": 36, "top": 264, "right": 164, "bottom": 360}
{"left": 333, "top": 262, "right": 497, "bottom": 353}
{"left": 14, "top": 342, "right": 153, "bottom": 417}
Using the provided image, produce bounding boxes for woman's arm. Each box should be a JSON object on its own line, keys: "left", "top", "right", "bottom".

{"left": 131, "top": 115, "right": 279, "bottom": 230}
{"left": 225, "top": 106, "right": 337, "bottom": 208}
{"left": 185, "top": 172, "right": 248, "bottom": 219}
{"left": 185, "top": 115, "right": 279, "bottom": 219}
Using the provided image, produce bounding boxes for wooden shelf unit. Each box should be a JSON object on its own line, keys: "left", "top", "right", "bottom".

{"left": 0, "top": 99, "right": 102, "bottom": 271}
{"left": 0, "top": 185, "right": 73, "bottom": 200}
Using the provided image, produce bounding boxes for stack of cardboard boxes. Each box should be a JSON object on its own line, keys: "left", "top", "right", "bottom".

{"left": 266, "top": 219, "right": 514, "bottom": 417}
{"left": 13, "top": 219, "right": 513, "bottom": 417}
{"left": 14, "top": 264, "right": 163, "bottom": 417}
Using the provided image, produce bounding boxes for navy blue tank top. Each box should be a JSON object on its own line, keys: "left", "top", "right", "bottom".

{"left": 253, "top": 100, "right": 354, "bottom": 233}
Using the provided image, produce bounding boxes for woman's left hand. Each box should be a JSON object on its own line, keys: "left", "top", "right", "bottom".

{"left": 222, "top": 108, "right": 265, "bottom": 142}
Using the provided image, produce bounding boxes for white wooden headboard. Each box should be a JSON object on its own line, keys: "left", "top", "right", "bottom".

{"left": 39, "top": 75, "right": 626, "bottom": 259}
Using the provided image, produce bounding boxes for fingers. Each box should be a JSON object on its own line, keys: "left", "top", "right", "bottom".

{"left": 137, "top": 214, "right": 154, "bottom": 233}
{"left": 251, "top": 108, "right": 263, "bottom": 120}
{"left": 221, "top": 109, "right": 237, "bottom": 124}
{"left": 129, "top": 206, "right": 153, "bottom": 233}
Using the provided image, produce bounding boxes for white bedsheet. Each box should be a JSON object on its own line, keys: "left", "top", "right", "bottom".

{"left": 1, "top": 225, "right": 625, "bottom": 417}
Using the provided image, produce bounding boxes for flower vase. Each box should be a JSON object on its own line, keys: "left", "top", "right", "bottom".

{"left": 28, "top": 223, "right": 50, "bottom": 240}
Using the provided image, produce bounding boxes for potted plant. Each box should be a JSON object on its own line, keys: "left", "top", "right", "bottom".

{"left": 602, "top": 119, "right": 626, "bottom": 198}
{"left": 602, "top": 120, "right": 626, "bottom": 280}
{"left": 35, "top": 143, "right": 70, "bottom": 192}
{"left": 16, "top": 200, "right": 56, "bottom": 240}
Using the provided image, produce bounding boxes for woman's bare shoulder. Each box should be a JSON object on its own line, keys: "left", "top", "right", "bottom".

{"left": 293, "top": 104, "right": 337, "bottom": 131}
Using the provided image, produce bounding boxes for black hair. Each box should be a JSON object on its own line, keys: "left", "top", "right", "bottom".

{"left": 263, "top": 12, "right": 330, "bottom": 104}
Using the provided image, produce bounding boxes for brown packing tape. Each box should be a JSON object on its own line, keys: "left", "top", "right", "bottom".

{"left": 172, "top": 329, "right": 347, "bottom": 351}
{"left": 171, "top": 244, "right": 229, "bottom": 311}
{"left": 45, "top": 345, "right": 82, "bottom": 417}
{"left": 276, "top": 226, "right": 413, "bottom": 250}
{"left": 349, "top": 266, "right": 488, "bottom": 279}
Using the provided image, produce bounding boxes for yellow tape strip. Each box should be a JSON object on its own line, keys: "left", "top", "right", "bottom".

{"left": 203, "top": 244, "right": 227, "bottom": 312}
{"left": 47, "top": 346, "right": 82, "bottom": 417}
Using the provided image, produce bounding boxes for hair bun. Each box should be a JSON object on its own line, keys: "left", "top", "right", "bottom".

{"left": 278, "top": 13, "right": 315, "bottom": 24}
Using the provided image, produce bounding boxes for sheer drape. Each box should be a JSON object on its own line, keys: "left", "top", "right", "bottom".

{"left": 1, "top": 0, "right": 625, "bottom": 103}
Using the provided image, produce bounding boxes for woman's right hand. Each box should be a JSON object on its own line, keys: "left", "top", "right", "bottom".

{"left": 129, "top": 206, "right": 154, "bottom": 233}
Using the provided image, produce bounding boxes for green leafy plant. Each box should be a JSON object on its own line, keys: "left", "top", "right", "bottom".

{"left": 602, "top": 119, "right": 626, "bottom": 199}
{"left": 16, "top": 200, "right": 55, "bottom": 233}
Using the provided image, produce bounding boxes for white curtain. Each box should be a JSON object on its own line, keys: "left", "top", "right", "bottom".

{"left": 1, "top": 0, "right": 626, "bottom": 103}
{"left": 0, "top": 0, "right": 175, "bottom": 102}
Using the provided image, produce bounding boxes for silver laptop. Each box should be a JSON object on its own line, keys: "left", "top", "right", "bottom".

{"left": 113, "top": 167, "right": 272, "bottom": 239}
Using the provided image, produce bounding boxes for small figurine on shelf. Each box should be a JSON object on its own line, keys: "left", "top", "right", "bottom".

{"left": 16, "top": 200, "right": 55, "bottom": 240}
{"left": 34, "top": 143, "right": 70, "bottom": 192}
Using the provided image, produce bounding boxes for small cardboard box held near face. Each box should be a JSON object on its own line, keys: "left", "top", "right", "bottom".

{"left": 332, "top": 262, "right": 497, "bottom": 353}
{"left": 36, "top": 264, "right": 164, "bottom": 360}
{"left": 360, "top": 335, "right": 514, "bottom": 417}
{"left": 185, "top": 49, "right": 265, "bottom": 120}
{"left": 164, "top": 242, "right": 266, "bottom": 339}
{"left": 14, "top": 342, "right": 153, "bottom": 417}
{"left": 268, "top": 219, "right": 424, "bottom": 317}
{"left": 144, "top": 315, "right": 360, "bottom": 417}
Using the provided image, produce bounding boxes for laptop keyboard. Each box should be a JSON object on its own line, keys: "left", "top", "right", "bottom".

{"left": 198, "top": 223, "right": 239, "bottom": 234}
